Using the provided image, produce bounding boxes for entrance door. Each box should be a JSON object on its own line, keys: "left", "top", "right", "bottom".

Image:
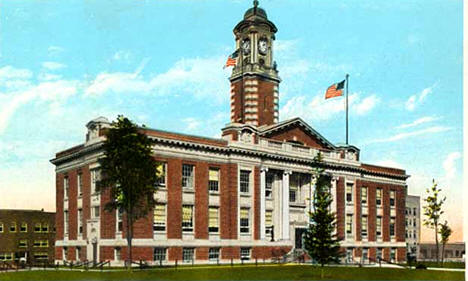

{"left": 295, "top": 228, "right": 307, "bottom": 249}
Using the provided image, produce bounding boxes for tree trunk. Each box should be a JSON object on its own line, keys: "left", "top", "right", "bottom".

{"left": 435, "top": 221, "right": 439, "bottom": 264}
{"left": 441, "top": 243, "right": 445, "bottom": 266}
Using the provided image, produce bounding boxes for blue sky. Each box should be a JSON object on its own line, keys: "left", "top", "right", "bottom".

{"left": 0, "top": 0, "right": 463, "bottom": 241}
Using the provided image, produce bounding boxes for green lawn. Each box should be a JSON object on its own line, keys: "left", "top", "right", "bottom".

{"left": 0, "top": 264, "right": 464, "bottom": 281}
{"left": 416, "top": 261, "right": 465, "bottom": 269}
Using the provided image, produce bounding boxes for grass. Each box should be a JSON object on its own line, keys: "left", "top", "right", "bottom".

{"left": 0, "top": 264, "right": 464, "bottom": 281}
{"left": 415, "top": 261, "right": 465, "bottom": 269}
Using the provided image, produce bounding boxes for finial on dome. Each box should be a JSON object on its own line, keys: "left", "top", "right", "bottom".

{"left": 253, "top": 0, "right": 259, "bottom": 8}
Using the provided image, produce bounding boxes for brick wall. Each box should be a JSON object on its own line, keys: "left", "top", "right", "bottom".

{"left": 68, "top": 170, "right": 78, "bottom": 240}
{"left": 253, "top": 166, "right": 260, "bottom": 240}
{"left": 195, "top": 162, "right": 209, "bottom": 239}
{"left": 81, "top": 165, "right": 91, "bottom": 240}
{"left": 167, "top": 158, "right": 182, "bottom": 239}
{"left": 221, "top": 163, "right": 238, "bottom": 239}
{"left": 100, "top": 188, "right": 116, "bottom": 239}
{"left": 56, "top": 174, "right": 64, "bottom": 241}
{"left": 336, "top": 177, "right": 345, "bottom": 240}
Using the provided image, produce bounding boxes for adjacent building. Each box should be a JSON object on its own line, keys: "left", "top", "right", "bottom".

{"left": 51, "top": 2, "right": 409, "bottom": 265}
{"left": 419, "top": 242, "right": 465, "bottom": 262}
{"left": 0, "top": 209, "right": 55, "bottom": 264}
{"left": 405, "top": 195, "right": 420, "bottom": 259}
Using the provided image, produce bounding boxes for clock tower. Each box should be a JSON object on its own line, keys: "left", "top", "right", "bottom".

{"left": 229, "top": 0, "right": 280, "bottom": 127}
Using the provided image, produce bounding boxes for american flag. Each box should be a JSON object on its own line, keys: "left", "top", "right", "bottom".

{"left": 224, "top": 50, "right": 239, "bottom": 68}
{"left": 325, "top": 79, "right": 345, "bottom": 99}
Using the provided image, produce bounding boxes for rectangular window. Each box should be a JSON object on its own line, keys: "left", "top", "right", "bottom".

{"left": 376, "top": 216, "right": 382, "bottom": 237}
{"left": 182, "top": 248, "right": 194, "bottom": 263}
{"left": 209, "top": 248, "right": 220, "bottom": 261}
{"left": 289, "top": 186, "right": 297, "bottom": 203}
{"left": 265, "top": 174, "right": 274, "bottom": 198}
{"left": 78, "top": 209, "right": 83, "bottom": 235}
{"left": 182, "top": 164, "right": 194, "bottom": 189}
{"left": 376, "top": 188, "right": 382, "bottom": 206}
{"left": 77, "top": 173, "right": 83, "bottom": 196}
{"left": 93, "top": 206, "right": 100, "bottom": 218}
{"left": 153, "top": 204, "right": 166, "bottom": 231}
{"left": 390, "top": 217, "right": 395, "bottom": 237}
{"left": 41, "top": 223, "right": 49, "bottom": 233}
{"left": 240, "top": 248, "right": 251, "bottom": 260}
{"left": 346, "top": 183, "right": 353, "bottom": 202}
{"left": 240, "top": 208, "right": 250, "bottom": 233}
{"left": 10, "top": 222, "right": 16, "bottom": 232}
{"left": 346, "top": 214, "right": 353, "bottom": 234}
{"left": 35, "top": 223, "right": 41, "bottom": 233}
{"left": 34, "top": 252, "right": 48, "bottom": 260}
{"left": 265, "top": 210, "right": 273, "bottom": 235}
{"left": 117, "top": 208, "right": 123, "bottom": 232}
{"left": 413, "top": 208, "right": 417, "bottom": 216}
{"left": 346, "top": 248, "right": 353, "bottom": 263}
{"left": 182, "top": 205, "right": 194, "bottom": 232}
{"left": 361, "top": 215, "right": 368, "bottom": 237}
{"left": 20, "top": 222, "right": 27, "bottom": 233}
{"left": 289, "top": 174, "right": 299, "bottom": 203}
{"left": 64, "top": 177, "right": 69, "bottom": 199}
{"left": 0, "top": 223, "right": 3, "bottom": 232}
{"left": 390, "top": 190, "right": 395, "bottom": 207}
{"left": 208, "top": 207, "right": 219, "bottom": 233}
{"left": 362, "top": 248, "right": 369, "bottom": 263}
{"left": 208, "top": 168, "right": 220, "bottom": 192}
{"left": 91, "top": 169, "right": 99, "bottom": 194}
{"left": 376, "top": 248, "right": 383, "bottom": 260}
{"left": 64, "top": 211, "right": 69, "bottom": 235}
{"left": 390, "top": 248, "right": 396, "bottom": 262}
{"left": 361, "top": 187, "right": 367, "bottom": 204}
{"left": 413, "top": 220, "right": 416, "bottom": 227}
{"left": 154, "top": 248, "right": 166, "bottom": 261}
{"left": 240, "top": 170, "right": 251, "bottom": 193}
{"left": 155, "top": 162, "right": 167, "bottom": 187}
{"left": 18, "top": 240, "right": 27, "bottom": 248}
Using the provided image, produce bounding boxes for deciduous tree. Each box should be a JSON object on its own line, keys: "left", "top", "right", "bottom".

{"left": 439, "top": 221, "right": 452, "bottom": 265}
{"left": 423, "top": 179, "right": 446, "bottom": 264}
{"left": 97, "top": 116, "right": 158, "bottom": 269}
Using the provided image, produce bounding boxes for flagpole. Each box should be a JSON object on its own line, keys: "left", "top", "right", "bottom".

{"left": 345, "top": 74, "right": 349, "bottom": 145}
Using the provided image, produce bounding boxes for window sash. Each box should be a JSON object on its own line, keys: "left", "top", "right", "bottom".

{"left": 346, "top": 184, "right": 353, "bottom": 202}
{"left": 361, "top": 216, "right": 368, "bottom": 236}
{"left": 361, "top": 187, "right": 367, "bottom": 203}
{"left": 208, "top": 169, "right": 219, "bottom": 192}
{"left": 182, "top": 205, "right": 194, "bottom": 231}
{"left": 240, "top": 170, "right": 250, "bottom": 193}
{"left": 346, "top": 215, "right": 353, "bottom": 234}
{"left": 265, "top": 210, "right": 273, "bottom": 226}
{"left": 182, "top": 165, "right": 194, "bottom": 189}
{"left": 153, "top": 204, "right": 166, "bottom": 231}
{"left": 208, "top": 207, "right": 219, "bottom": 232}
{"left": 209, "top": 248, "right": 220, "bottom": 261}
{"left": 20, "top": 223, "right": 27, "bottom": 232}
{"left": 155, "top": 162, "right": 166, "bottom": 187}
{"left": 154, "top": 248, "right": 166, "bottom": 261}
{"left": 183, "top": 248, "right": 194, "bottom": 263}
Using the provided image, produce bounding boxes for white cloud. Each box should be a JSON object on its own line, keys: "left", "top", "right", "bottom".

{"left": 369, "top": 126, "right": 451, "bottom": 143}
{"left": 48, "top": 45, "right": 64, "bottom": 55}
{"left": 85, "top": 55, "right": 229, "bottom": 103}
{"left": 280, "top": 92, "right": 377, "bottom": 122}
{"left": 442, "top": 152, "right": 461, "bottom": 182}
{"left": 354, "top": 94, "right": 380, "bottom": 115}
{"left": 42, "top": 61, "right": 66, "bottom": 70}
{"left": 112, "top": 50, "right": 132, "bottom": 61}
{"left": 182, "top": 117, "right": 201, "bottom": 132}
{"left": 0, "top": 80, "right": 78, "bottom": 134}
{"left": 396, "top": 116, "right": 440, "bottom": 129}
{"left": 405, "top": 85, "right": 434, "bottom": 111}
{"left": 0, "top": 66, "right": 32, "bottom": 81}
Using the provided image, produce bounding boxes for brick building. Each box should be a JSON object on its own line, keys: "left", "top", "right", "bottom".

{"left": 0, "top": 209, "right": 55, "bottom": 264}
{"left": 51, "top": 2, "right": 409, "bottom": 265}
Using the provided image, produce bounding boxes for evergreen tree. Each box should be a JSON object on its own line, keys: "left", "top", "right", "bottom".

{"left": 97, "top": 116, "right": 158, "bottom": 269}
{"left": 423, "top": 179, "right": 446, "bottom": 264}
{"left": 304, "top": 153, "right": 342, "bottom": 276}
{"left": 439, "top": 221, "right": 452, "bottom": 266}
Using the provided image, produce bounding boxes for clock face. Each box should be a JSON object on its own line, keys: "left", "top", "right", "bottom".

{"left": 258, "top": 39, "right": 268, "bottom": 54}
{"left": 242, "top": 39, "right": 250, "bottom": 55}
